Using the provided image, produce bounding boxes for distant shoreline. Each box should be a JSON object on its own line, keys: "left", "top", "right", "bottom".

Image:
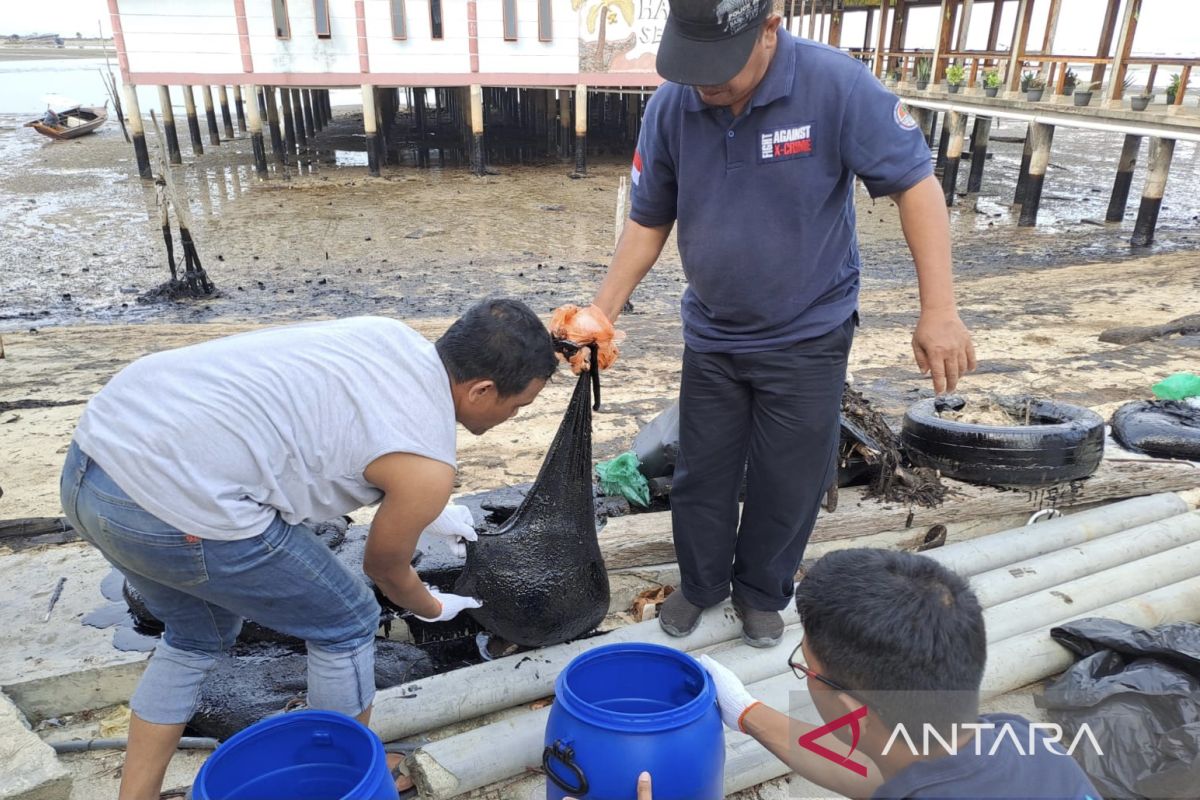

{"left": 0, "top": 45, "right": 116, "bottom": 62}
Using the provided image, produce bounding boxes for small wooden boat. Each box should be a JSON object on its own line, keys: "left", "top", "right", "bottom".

{"left": 25, "top": 106, "right": 108, "bottom": 140}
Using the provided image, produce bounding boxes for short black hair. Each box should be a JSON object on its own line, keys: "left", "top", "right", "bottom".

{"left": 436, "top": 298, "right": 557, "bottom": 397}
{"left": 795, "top": 548, "right": 987, "bottom": 731}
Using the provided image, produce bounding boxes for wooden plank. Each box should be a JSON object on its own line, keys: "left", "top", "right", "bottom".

{"left": 874, "top": 0, "right": 891, "bottom": 77}
{"left": 1106, "top": 0, "right": 1141, "bottom": 102}
{"left": 1091, "top": 0, "right": 1121, "bottom": 87}
{"left": 597, "top": 460, "right": 1200, "bottom": 570}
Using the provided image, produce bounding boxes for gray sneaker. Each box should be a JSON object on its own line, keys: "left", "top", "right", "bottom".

{"left": 733, "top": 598, "right": 784, "bottom": 648}
{"left": 658, "top": 590, "right": 704, "bottom": 637}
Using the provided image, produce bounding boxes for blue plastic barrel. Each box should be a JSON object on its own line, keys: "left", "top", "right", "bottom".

{"left": 544, "top": 643, "right": 724, "bottom": 800}
{"left": 191, "top": 710, "right": 398, "bottom": 800}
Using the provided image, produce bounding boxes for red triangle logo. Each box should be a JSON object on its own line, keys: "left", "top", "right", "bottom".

{"left": 796, "top": 706, "right": 870, "bottom": 777}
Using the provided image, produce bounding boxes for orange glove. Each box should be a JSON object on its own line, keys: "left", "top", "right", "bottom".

{"left": 550, "top": 304, "right": 624, "bottom": 373}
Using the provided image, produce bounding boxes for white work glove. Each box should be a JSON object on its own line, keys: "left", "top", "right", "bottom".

{"left": 698, "top": 654, "right": 762, "bottom": 733}
{"left": 421, "top": 503, "right": 478, "bottom": 557}
{"left": 411, "top": 585, "right": 483, "bottom": 623}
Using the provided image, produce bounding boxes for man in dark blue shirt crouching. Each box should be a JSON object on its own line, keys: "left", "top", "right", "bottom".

{"left": 700, "top": 548, "right": 1101, "bottom": 799}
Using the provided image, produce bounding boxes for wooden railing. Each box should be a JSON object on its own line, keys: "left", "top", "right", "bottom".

{"left": 847, "top": 46, "right": 1197, "bottom": 106}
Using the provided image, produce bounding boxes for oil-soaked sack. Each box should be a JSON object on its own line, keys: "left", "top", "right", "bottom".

{"left": 455, "top": 369, "right": 610, "bottom": 648}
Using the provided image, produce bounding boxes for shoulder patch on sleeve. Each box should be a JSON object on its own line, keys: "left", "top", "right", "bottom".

{"left": 631, "top": 149, "right": 643, "bottom": 186}
{"left": 894, "top": 100, "right": 919, "bottom": 131}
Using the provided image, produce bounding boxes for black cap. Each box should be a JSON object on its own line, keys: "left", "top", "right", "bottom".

{"left": 656, "top": 0, "right": 773, "bottom": 86}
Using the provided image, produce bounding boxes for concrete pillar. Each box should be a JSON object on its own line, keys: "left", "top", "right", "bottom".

{"left": 280, "top": 87, "right": 298, "bottom": 155}
{"left": 157, "top": 85, "right": 182, "bottom": 165}
{"left": 573, "top": 84, "right": 588, "bottom": 175}
{"left": 1013, "top": 126, "right": 1033, "bottom": 206}
{"left": 1017, "top": 122, "right": 1055, "bottom": 227}
{"left": 233, "top": 84, "right": 247, "bottom": 133}
{"left": 263, "top": 87, "right": 285, "bottom": 164}
{"left": 183, "top": 85, "right": 204, "bottom": 155}
{"left": 362, "top": 83, "right": 380, "bottom": 176}
{"left": 218, "top": 85, "right": 235, "bottom": 139}
{"left": 288, "top": 89, "right": 305, "bottom": 148}
{"left": 942, "top": 110, "right": 968, "bottom": 206}
{"left": 1106, "top": 134, "right": 1143, "bottom": 223}
{"left": 1131, "top": 137, "right": 1175, "bottom": 247}
{"left": 202, "top": 85, "right": 220, "bottom": 145}
{"left": 469, "top": 83, "right": 485, "bottom": 177}
{"left": 966, "top": 116, "right": 992, "bottom": 194}
{"left": 245, "top": 84, "right": 268, "bottom": 176}
{"left": 302, "top": 89, "right": 316, "bottom": 138}
{"left": 123, "top": 84, "right": 152, "bottom": 179}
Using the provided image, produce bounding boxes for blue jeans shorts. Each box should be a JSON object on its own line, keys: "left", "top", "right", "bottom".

{"left": 60, "top": 442, "right": 381, "bottom": 725}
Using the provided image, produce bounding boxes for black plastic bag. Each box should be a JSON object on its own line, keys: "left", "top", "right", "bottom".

{"left": 455, "top": 369, "right": 610, "bottom": 648}
{"left": 1035, "top": 618, "right": 1200, "bottom": 798}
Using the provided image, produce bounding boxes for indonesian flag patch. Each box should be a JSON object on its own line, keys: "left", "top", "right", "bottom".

{"left": 631, "top": 149, "right": 643, "bottom": 186}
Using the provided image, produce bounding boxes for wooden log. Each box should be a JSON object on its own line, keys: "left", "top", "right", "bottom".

{"left": 1099, "top": 312, "right": 1200, "bottom": 345}
{"left": 0, "top": 518, "right": 73, "bottom": 540}
{"left": 597, "top": 460, "right": 1200, "bottom": 570}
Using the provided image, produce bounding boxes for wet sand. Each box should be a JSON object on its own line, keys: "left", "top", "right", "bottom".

{"left": 1, "top": 108, "right": 1199, "bottom": 521}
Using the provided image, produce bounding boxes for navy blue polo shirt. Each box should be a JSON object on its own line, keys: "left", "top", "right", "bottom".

{"left": 872, "top": 714, "right": 1100, "bottom": 799}
{"left": 630, "top": 29, "right": 932, "bottom": 353}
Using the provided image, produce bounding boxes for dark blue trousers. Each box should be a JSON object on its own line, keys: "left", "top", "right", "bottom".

{"left": 670, "top": 313, "right": 855, "bottom": 612}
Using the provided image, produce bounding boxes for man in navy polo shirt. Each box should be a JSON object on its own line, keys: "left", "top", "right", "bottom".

{"left": 552, "top": 0, "right": 975, "bottom": 647}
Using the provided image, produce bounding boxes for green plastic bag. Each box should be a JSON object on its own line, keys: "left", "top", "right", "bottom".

{"left": 1152, "top": 372, "right": 1200, "bottom": 401}
{"left": 595, "top": 451, "right": 651, "bottom": 509}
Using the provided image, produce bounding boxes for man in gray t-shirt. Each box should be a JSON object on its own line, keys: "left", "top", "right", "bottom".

{"left": 61, "top": 298, "right": 556, "bottom": 799}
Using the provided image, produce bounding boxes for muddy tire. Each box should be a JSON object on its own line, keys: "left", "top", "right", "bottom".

{"left": 1112, "top": 400, "right": 1200, "bottom": 460}
{"left": 900, "top": 397, "right": 1105, "bottom": 487}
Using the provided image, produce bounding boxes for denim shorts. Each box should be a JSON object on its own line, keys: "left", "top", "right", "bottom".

{"left": 60, "top": 442, "right": 381, "bottom": 723}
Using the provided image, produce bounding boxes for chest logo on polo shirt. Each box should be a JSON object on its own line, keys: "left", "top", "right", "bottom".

{"left": 758, "top": 123, "right": 814, "bottom": 163}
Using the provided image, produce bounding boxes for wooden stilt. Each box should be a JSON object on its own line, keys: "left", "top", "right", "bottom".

{"left": 124, "top": 85, "right": 152, "bottom": 179}
{"left": 1018, "top": 122, "right": 1055, "bottom": 226}
{"left": 280, "top": 87, "right": 298, "bottom": 155}
{"left": 158, "top": 86, "right": 182, "bottom": 165}
{"left": 302, "top": 89, "right": 316, "bottom": 138}
{"left": 218, "top": 86, "right": 235, "bottom": 139}
{"left": 233, "top": 84, "right": 247, "bottom": 133}
{"left": 966, "top": 116, "right": 992, "bottom": 195}
{"left": 262, "top": 87, "right": 285, "bottom": 164}
{"left": 202, "top": 85, "right": 220, "bottom": 145}
{"left": 942, "top": 111, "right": 968, "bottom": 205}
{"left": 245, "top": 84, "right": 268, "bottom": 177}
{"left": 469, "top": 83, "right": 485, "bottom": 176}
{"left": 290, "top": 89, "right": 307, "bottom": 148}
{"left": 1106, "top": 134, "right": 1142, "bottom": 223}
{"left": 183, "top": 85, "right": 204, "bottom": 155}
{"left": 362, "top": 83, "right": 380, "bottom": 176}
{"left": 573, "top": 84, "right": 588, "bottom": 176}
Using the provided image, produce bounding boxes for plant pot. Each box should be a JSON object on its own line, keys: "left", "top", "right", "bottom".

{"left": 917, "top": 80, "right": 929, "bottom": 91}
{"left": 1167, "top": 92, "right": 1177, "bottom": 105}
{"left": 948, "top": 83, "right": 961, "bottom": 94}
{"left": 1026, "top": 88, "right": 1044, "bottom": 102}
{"left": 1130, "top": 95, "right": 1151, "bottom": 111}
{"left": 984, "top": 87, "right": 999, "bottom": 98}
{"left": 1074, "top": 91, "right": 1093, "bottom": 107}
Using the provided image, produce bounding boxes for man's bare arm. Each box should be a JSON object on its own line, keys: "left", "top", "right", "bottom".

{"left": 892, "top": 175, "right": 976, "bottom": 393}
{"left": 362, "top": 452, "right": 455, "bottom": 620}
{"left": 593, "top": 219, "right": 673, "bottom": 322}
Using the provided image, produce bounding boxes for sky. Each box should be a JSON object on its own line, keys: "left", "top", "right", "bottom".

{"left": 3, "top": 0, "right": 1198, "bottom": 56}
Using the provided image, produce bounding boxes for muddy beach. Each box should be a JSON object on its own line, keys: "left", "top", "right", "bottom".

{"left": 2, "top": 103, "right": 1200, "bottom": 522}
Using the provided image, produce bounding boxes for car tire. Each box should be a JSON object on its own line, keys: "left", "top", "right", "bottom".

{"left": 901, "top": 396, "right": 1105, "bottom": 487}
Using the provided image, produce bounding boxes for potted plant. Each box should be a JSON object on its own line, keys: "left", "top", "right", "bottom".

{"left": 1129, "top": 75, "right": 1153, "bottom": 111}
{"left": 915, "top": 58, "right": 932, "bottom": 90}
{"left": 946, "top": 64, "right": 966, "bottom": 94}
{"left": 1167, "top": 72, "right": 1188, "bottom": 105}
{"left": 1061, "top": 68, "right": 1078, "bottom": 96}
{"left": 983, "top": 69, "right": 1002, "bottom": 97}
{"left": 1073, "top": 81, "right": 1097, "bottom": 107}
{"left": 1026, "top": 75, "right": 1046, "bottom": 102}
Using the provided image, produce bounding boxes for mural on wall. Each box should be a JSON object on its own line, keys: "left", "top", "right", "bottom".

{"left": 574, "top": 0, "right": 667, "bottom": 74}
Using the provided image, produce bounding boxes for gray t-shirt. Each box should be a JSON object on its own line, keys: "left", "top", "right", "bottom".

{"left": 74, "top": 317, "right": 457, "bottom": 540}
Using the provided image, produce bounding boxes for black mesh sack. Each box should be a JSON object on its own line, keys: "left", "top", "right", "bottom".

{"left": 455, "top": 368, "right": 610, "bottom": 648}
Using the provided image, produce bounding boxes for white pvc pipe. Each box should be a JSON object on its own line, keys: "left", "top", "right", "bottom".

{"left": 983, "top": 539, "right": 1200, "bottom": 640}
{"left": 408, "top": 625, "right": 808, "bottom": 799}
{"left": 970, "top": 511, "right": 1200, "bottom": 607}
{"left": 371, "top": 602, "right": 801, "bottom": 742}
{"left": 927, "top": 492, "right": 1191, "bottom": 577}
{"left": 407, "top": 567, "right": 1200, "bottom": 798}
